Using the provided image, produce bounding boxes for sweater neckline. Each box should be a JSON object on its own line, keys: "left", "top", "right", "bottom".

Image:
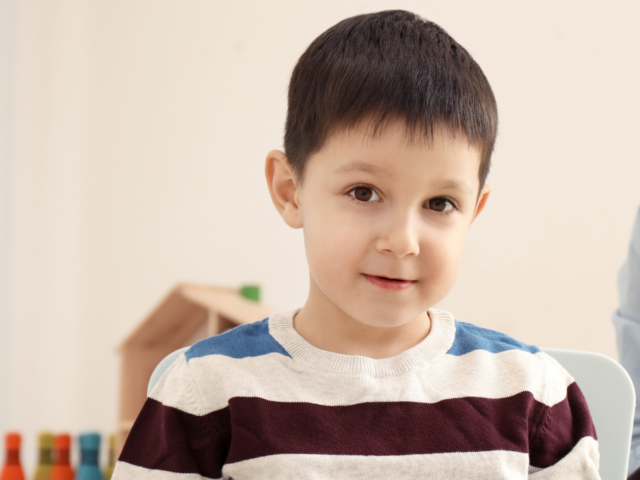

{"left": 268, "top": 308, "right": 456, "bottom": 376}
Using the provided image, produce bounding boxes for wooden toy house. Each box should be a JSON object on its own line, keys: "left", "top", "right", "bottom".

{"left": 117, "top": 283, "right": 276, "bottom": 453}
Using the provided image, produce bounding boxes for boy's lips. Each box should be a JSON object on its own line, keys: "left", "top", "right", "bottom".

{"left": 362, "top": 274, "right": 417, "bottom": 291}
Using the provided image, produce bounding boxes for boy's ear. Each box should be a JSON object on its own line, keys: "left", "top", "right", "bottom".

{"left": 471, "top": 184, "right": 492, "bottom": 225}
{"left": 265, "top": 149, "right": 303, "bottom": 229}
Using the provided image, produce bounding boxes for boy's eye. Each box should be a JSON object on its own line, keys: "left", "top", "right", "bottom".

{"left": 349, "top": 186, "right": 380, "bottom": 202}
{"left": 427, "top": 197, "right": 455, "bottom": 213}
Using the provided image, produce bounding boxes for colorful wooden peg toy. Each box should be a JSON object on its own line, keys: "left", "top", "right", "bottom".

{"left": 76, "top": 434, "right": 103, "bottom": 480}
{"left": 102, "top": 434, "right": 115, "bottom": 480}
{"left": 1, "top": 433, "right": 25, "bottom": 480}
{"left": 32, "top": 432, "right": 53, "bottom": 480}
{"left": 49, "top": 434, "right": 74, "bottom": 480}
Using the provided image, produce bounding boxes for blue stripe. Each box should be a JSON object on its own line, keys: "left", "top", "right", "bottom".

{"left": 448, "top": 320, "right": 541, "bottom": 356}
{"left": 185, "top": 318, "right": 291, "bottom": 361}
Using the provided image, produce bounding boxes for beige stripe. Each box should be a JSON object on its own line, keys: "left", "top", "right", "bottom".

{"left": 111, "top": 461, "right": 221, "bottom": 480}
{"left": 529, "top": 437, "right": 600, "bottom": 479}
{"left": 172, "top": 348, "right": 573, "bottom": 414}
{"left": 224, "top": 450, "right": 530, "bottom": 480}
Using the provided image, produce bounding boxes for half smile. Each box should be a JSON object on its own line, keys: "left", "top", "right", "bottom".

{"left": 362, "top": 274, "right": 417, "bottom": 291}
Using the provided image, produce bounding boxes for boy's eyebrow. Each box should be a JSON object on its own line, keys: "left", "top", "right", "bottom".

{"left": 333, "top": 161, "right": 390, "bottom": 177}
{"left": 437, "top": 180, "right": 475, "bottom": 196}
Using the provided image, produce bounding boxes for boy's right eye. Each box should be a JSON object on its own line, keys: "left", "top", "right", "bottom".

{"left": 348, "top": 186, "right": 381, "bottom": 203}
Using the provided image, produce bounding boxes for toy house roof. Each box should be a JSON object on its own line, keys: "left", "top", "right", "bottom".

{"left": 119, "top": 283, "right": 276, "bottom": 350}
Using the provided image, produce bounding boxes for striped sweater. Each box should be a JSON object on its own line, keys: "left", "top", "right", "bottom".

{"left": 113, "top": 308, "right": 600, "bottom": 479}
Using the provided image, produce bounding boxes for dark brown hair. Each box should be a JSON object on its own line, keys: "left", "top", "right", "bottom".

{"left": 284, "top": 10, "right": 498, "bottom": 192}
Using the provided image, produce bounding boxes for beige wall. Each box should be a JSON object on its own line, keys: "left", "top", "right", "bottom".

{"left": 2, "top": 0, "right": 639, "bottom": 472}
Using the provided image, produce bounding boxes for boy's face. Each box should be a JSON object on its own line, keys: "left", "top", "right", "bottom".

{"left": 266, "top": 120, "right": 490, "bottom": 330}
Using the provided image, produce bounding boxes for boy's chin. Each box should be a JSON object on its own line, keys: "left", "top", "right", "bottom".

{"left": 344, "top": 304, "right": 430, "bottom": 329}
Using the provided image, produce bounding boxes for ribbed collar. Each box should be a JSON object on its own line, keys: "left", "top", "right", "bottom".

{"left": 268, "top": 308, "right": 456, "bottom": 377}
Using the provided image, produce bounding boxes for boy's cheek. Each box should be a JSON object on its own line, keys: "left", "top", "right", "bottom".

{"left": 414, "top": 239, "right": 464, "bottom": 290}
{"left": 304, "top": 231, "right": 362, "bottom": 284}
{"left": 421, "top": 258, "right": 461, "bottom": 301}
{"left": 305, "top": 234, "right": 356, "bottom": 274}
{"left": 304, "top": 211, "right": 370, "bottom": 252}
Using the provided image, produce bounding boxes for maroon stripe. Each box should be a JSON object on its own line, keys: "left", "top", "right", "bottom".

{"left": 225, "top": 391, "right": 549, "bottom": 464}
{"left": 118, "top": 397, "right": 231, "bottom": 478}
{"left": 529, "top": 382, "right": 597, "bottom": 468}
{"left": 120, "top": 385, "right": 596, "bottom": 472}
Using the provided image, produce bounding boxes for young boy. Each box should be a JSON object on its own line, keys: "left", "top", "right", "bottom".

{"left": 113, "top": 10, "right": 599, "bottom": 479}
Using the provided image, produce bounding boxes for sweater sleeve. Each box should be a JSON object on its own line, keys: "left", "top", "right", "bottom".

{"left": 112, "top": 353, "right": 230, "bottom": 480}
{"left": 528, "top": 355, "right": 600, "bottom": 479}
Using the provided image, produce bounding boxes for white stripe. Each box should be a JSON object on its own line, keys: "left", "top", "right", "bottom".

{"left": 111, "top": 461, "right": 220, "bottom": 480}
{"left": 154, "top": 349, "right": 573, "bottom": 414}
{"left": 223, "top": 450, "right": 530, "bottom": 480}
{"left": 529, "top": 436, "right": 600, "bottom": 479}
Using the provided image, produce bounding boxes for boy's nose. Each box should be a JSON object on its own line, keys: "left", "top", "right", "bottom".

{"left": 375, "top": 211, "right": 420, "bottom": 257}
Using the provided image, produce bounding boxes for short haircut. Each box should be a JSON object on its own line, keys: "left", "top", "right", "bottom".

{"left": 284, "top": 10, "right": 498, "bottom": 193}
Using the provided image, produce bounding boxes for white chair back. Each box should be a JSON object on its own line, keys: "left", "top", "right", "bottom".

{"left": 542, "top": 348, "right": 635, "bottom": 480}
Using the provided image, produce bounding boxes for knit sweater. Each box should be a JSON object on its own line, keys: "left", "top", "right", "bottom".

{"left": 113, "top": 308, "right": 600, "bottom": 479}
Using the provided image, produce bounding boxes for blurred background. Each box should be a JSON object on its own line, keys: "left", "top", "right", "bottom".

{"left": 0, "top": 0, "right": 639, "bottom": 472}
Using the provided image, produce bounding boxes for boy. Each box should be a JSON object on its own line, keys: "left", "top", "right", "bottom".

{"left": 113, "top": 10, "right": 599, "bottom": 479}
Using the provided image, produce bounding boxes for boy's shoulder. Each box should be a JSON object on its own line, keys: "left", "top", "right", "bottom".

{"left": 185, "top": 316, "right": 291, "bottom": 362}
{"left": 184, "top": 311, "right": 544, "bottom": 361}
{"left": 447, "top": 317, "right": 541, "bottom": 356}
{"left": 443, "top": 316, "right": 575, "bottom": 406}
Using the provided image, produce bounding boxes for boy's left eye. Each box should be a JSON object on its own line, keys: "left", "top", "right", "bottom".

{"left": 427, "top": 197, "right": 455, "bottom": 213}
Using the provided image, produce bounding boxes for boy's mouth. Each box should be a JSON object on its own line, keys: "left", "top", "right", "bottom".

{"left": 362, "top": 274, "right": 417, "bottom": 291}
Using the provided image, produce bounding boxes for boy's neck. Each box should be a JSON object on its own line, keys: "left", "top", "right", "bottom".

{"left": 293, "top": 281, "right": 432, "bottom": 359}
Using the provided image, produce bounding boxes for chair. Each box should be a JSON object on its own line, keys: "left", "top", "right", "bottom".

{"left": 542, "top": 348, "right": 635, "bottom": 480}
{"left": 147, "top": 347, "right": 636, "bottom": 480}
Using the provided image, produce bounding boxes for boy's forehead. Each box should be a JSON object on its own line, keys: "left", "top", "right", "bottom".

{"left": 302, "top": 118, "right": 482, "bottom": 194}
{"left": 306, "top": 124, "right": 479, "bottom": 190}
{"left": 326, "top": 117, "right": 478, "bottom": 156}
{"left": 325, "top": 119, "right": 480, "bottom": 163}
